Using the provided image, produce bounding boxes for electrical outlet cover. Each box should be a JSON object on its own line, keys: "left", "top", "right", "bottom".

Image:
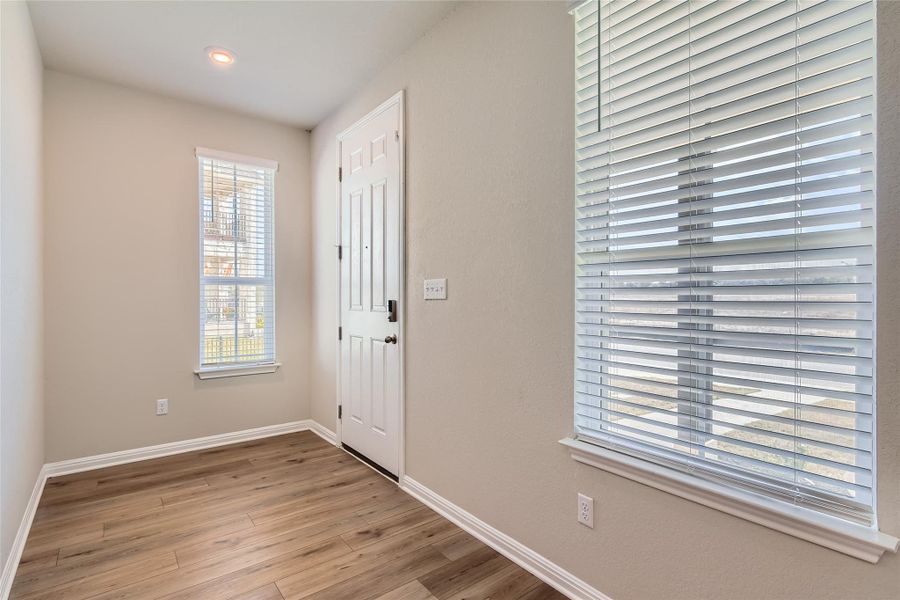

{"left": 577, "top": 493, "right": 594, "bottom": 528}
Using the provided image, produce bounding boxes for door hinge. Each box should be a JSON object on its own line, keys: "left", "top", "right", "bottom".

{"left": 338, "top": 166, "right": 342, "bottom": 182}
{"left": 338, "top": 405, "right": 343, "bottom": 420}
{"left": 338, "top": 326, "right": 342, "bottom": 341}
{"left": 337, "top": 245, "right": 342, "bottom": 261}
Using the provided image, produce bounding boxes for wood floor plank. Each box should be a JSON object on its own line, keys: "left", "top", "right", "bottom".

{"left": 9, "top": 432, "right": 570, "bottom": 600}
{"left": 14, "top": 551, "right": 178, "bottom": 600}
{"left": 274, "top": 519, "right": 459, "bottom": 600}
{"left": 417, "top": 546, "right": 512, "bottom": 599}
{"left": 89, "top": 536, "right": 351, "bottom": 600}
{"left": 246, "top": 444, "right": 345, "bottom": 468}
{"left": 355, "top": 490, "right": 424, "bottom": 523}
{"left": 152, "top": 537, "right": 353, "bottom": 600}
{"left": 166, "top": 461, "right": 378, "bottom": 520}
{"left": 52, "top": 459, "right": 255, "bottom": 508}
{"left": 13, "top": 545, "right": 181, "bottom": 597}
{"left": 443, "top": 563, "right": 541, "bottom": 600}
{"left": 160, "top": 457, "right": 366, "bottom": 511}
{"left": 56, "top": 513, "right": 254, "bottom": 569}
{"left": 19, "top": 521, "right": 103, "bottom": 557}
{"left": 174, "top": 512, "right": 368, "bottom": 567}
{"left": 229, "top": 583, "right": 286, "bottom": 600}
{"left": 340, "top": 505, "right": 440, "bottom": 550}
{"left": 517, "top": 583, "right": 569, "bottom": 600}
{"left": 36, "top": 484, "right": 165, "bottom": 517}
{"left": 432, "top": 530, "right": 486, "bottom": 561}
{"left": 247, "top": 477, "right": 395, "bottom": 525}
{"left": 373, "top": 580, "right": 439, "bottom": 600}
{"left": 35, "top": 478, "right": 207, "bottom": 522}
{"left": 12, "top": 549, "right": 58, "bottom": 578}
{"left": 194, "top": 453, "right": 360, "bottom": 495}
{"left": 29, "top": 495, "right": 164, "bottom": 537}
{"left": 298, "top": 547, "right": 451, "bottom": 600}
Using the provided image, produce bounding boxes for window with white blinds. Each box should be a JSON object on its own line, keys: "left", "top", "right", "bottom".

{"left": 198, "top": 150, "right": 276, "bottom": 367}
{"left": 574, "top": 0, "right": 876, "bottom": 524}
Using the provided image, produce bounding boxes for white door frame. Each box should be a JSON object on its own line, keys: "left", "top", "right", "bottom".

{"left": 335, "top": 90, "right": 406, "bottom": 480}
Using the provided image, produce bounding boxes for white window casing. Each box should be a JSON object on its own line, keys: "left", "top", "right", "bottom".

{"left": 195, "top": 149, "right": 277, "bottom": 377}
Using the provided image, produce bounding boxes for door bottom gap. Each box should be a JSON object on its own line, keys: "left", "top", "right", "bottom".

{"left": 341, "top": 443, "right": 399, "bottom": 483}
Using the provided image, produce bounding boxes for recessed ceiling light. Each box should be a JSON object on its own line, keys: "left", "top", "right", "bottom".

{"left": 206, "top": 47, "right": 235, "bottom": 66}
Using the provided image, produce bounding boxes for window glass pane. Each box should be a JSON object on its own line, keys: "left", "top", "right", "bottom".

{"left": 199, "top": 155, "right": 275, "bottom": 366}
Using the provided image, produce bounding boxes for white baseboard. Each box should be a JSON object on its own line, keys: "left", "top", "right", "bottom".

{"left": 401, "top": 476, "right": 611, "bottom": 600}
{"left": 306, "top": 421, "right": 337, "bottom": 446}
{"left": 1, "top": 464, "right": 48, "bottom": 600}
{"left": 44, "top": 420, "right": 314, "bottom": 477}
{"left": 0, "top": 419, "right": 326, "bottom": 599}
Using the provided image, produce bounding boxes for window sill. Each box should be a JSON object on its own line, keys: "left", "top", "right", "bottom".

{"left": 559, "top": 437, "right": 899, "bottom": 563}
{"left": 194, "top": 362, "right": 281, "bottom": 380}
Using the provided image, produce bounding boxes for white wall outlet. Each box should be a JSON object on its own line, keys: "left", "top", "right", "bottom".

{"left": 424, "top": 278, "right": 447, "bottom": 300}
{"left": 156, "top": 398, "right": 169, "bottom": 416}
{"left": 577, "top": 493, "right": 594, "bottom": 528}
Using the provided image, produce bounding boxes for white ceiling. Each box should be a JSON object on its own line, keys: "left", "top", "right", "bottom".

{"left": 27, "top": 1, "right": 457, "bottom": 128}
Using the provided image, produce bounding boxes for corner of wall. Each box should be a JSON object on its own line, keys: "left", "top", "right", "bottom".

{"left": 0, "top": 0, "right": 46, "bottom": 575}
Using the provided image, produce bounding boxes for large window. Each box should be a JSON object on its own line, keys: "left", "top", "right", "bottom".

{"left": 573, "top": 1, "right": 876, "bottom": 525}
{"left": 197, "top": 149, "right": 276, "bottom": 369}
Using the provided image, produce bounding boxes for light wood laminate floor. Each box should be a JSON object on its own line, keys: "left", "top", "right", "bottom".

{"left": 10, "top": 432, "right": 567, "bottom": 600}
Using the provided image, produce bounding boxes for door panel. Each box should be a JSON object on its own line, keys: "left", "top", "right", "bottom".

{"left": 371, "top": 338, "right": 386, "bottom": 434}
{"left": 339, "top": 99, "right": 402, "bottom": 476}
{"left": 371, "top": 179, "right": 386, "bottom": 311}
{"left": 349, "top": 188, "right": 364, "bottom": 311}
{"left": 348, "top": 334, "right": 364, "bottom": 424}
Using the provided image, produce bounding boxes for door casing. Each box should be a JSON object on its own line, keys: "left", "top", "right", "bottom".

{"left": 335, "top": 90, "right": 406, "bottom": 481}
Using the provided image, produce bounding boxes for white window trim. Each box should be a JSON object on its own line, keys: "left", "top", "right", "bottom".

{"left": 566, "top": 0, "right": 896, "bottom": 563}
{"left": 195, "top": 147, "right": 279, "bottom": 171}
{"left": 194, "top": 362, "right": 281, "bottom": 380}
{"left": 560, "top": 437, "right": 899, "bottom": 562}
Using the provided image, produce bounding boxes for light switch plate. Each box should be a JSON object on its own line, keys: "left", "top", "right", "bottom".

{"left": 424, "top": 278, "right": 447, "bottom": 300}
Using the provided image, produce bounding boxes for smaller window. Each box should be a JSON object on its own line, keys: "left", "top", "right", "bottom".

{"left": 197, "top": 149, "right": 276, "bottom": 368}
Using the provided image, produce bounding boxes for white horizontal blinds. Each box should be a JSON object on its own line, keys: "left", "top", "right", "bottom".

{"left": 199, "top": 154, "right": 275, "bottom": 366}
{"left": 574, "top": 0, "right": 876, "bottom": 523}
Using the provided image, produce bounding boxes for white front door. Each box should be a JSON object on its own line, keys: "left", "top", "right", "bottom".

{"left": 338, "top": 95, "right": 403, "bottom": 477}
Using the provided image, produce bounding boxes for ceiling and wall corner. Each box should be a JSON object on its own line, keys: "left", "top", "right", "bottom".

{"left": 26, "top": 0, "right": 458, "bottom": 128}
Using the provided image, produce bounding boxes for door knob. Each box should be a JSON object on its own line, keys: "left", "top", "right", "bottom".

{"left": 384, "top": 334, "right": 397, "bottom": 344}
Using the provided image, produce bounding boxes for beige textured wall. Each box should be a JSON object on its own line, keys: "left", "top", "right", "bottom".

{"left": 43, "top": 71, "right": 310, "bottom": 461}
{"left": 875, "top": 0, "right": 900, "bottom": 538}
{"left": 1, "top": 0, "right": 45, "bottom": 569}
{"left": 310, "top": 2, "right": 900, "bottom": 598}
